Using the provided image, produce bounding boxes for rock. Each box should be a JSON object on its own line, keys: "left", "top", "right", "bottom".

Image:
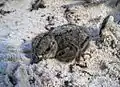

{"left": 14, "top": 65, "right": 31, "bottom": 87}
{"left": 0, "top": 74, "right": 13, "bottom": 87}
{"left": 97, "top": 16, "right": 119, "bottom": 48}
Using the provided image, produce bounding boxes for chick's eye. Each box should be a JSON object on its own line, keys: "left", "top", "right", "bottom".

{"left": 51, "top": 41, "right": 55, "bottom": 45}
{"left": 58, "top": 50, "right": 65, "bottom": 56}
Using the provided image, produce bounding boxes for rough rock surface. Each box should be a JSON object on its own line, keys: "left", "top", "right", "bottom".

{"left": 0, "top": 0, "right": 120, "bottom": 87}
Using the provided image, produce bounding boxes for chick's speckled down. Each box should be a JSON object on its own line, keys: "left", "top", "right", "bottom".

{"left": 32, "top": 24, "right": 90, "bottom": 63}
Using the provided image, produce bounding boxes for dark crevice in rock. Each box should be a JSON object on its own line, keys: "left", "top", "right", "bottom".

{"left": 8, "top": 63, "right": 20, "bottom": 87}
{"left": 64, "top": 81, "right": 69, "bottom": 87}
{"left": 110, "top": 40, "right": 117, "bottom": 49}
{"left": 56, "top": 71, "right": 62, "bottom": 79}
{"left": 64, "top": 80, "right": 73, "bottom": 87}
{"left": 76, "top": 63, "right": 88, "bottom": 68}
{"left": 30, "top": 0, "right": 46, "bottom": 11}
{"left": 46, "top": 16, "right": 54, "bottom": 22}
{"left": 0, "top": 3, "right": 4, "bottom": 7}
{"left": 99, "top": 61, "right": 108, "bottom": 70}
{"left": 115, "top": 0, "right": 120, "bottom": 6}
{"left": 80, "top": 70, "right": 93, "bottom": 76}
{"left": 0, "top": 9, "right": 12, "bottom": 15}
{"left": 99, "top": 15, "right": 110, "bottom": 36}
{"left": 38, "top": 72, "right": 43, "bottom": 77}
{"left": 29, "top": 77, "right": 36, "bottom": 84}
{"left": 118, "top": 77, "right": 120, "bottom": 85}
{"left": 63, "top": 6, "right": 72, "bottom": 24}
{"left": 13, "top": 64, "right": 20, "bottom": 74}
{"left": 8, "top": 75, "right": 17, "bottom": 86}
{"left": 69, "top": 65, "right": 73, "bottom": 73}
{"left": 116, "top": 49, "right": 120, "bottom": 60}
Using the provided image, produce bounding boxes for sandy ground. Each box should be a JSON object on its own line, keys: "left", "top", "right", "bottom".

{"left": 0, "top": 0, "right": 120, "bottom": 87}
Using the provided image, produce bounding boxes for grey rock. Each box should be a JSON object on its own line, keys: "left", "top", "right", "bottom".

{"left": 97, "top": 16, "right": 119, "bottom": 48}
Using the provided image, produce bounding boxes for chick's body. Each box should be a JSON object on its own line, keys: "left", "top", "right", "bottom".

{"left": 32, "top": 24, "right": 89, "bottom": 63}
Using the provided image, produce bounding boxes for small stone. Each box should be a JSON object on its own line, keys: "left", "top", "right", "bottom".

{"left": 30, "top": 0, "right": 46, "bottom": 11}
